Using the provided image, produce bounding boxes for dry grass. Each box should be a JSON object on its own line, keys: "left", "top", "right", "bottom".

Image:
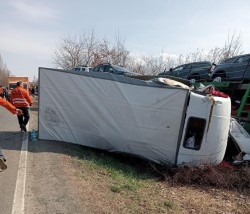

{"left": 68, "top": 145, "right": 250, "bottom": 213}
{"left": 151, "top": 163, "right": 250, "bottom": 195}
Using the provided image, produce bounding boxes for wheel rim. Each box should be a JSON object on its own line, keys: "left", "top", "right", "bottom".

{"left": 190, "top": 79, "right": 196, "bottom": 84}
{"left": 213, "top": 76, "right": 222, "bottom": 82}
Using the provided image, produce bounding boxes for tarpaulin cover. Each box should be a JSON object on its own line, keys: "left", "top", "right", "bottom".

{"left": 38, "top": 68, "right": 189, "bottom": 164}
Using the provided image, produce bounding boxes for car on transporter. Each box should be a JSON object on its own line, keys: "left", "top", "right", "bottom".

{"left": 158, "top": 61, "right": 212, "bottom": 82}
{"left": 92, "top": 63, "right": 138, "bottom": 76}
{"left": 72, "top": 65, "right": 93, "bottom": 72}
{"left": 210, "top": 54, "right": 250, "bottom": 82}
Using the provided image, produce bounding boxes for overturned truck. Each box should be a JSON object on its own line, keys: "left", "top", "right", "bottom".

{"left": 38, "top": 68, "right": 231, "bottom": 166}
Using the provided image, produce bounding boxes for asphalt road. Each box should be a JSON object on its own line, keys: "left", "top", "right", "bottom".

{"left": 0, "top": 98, "right": 87, "bottom": 214}
{"left": 0, "top": 104, "right": 25, "bottom": 214}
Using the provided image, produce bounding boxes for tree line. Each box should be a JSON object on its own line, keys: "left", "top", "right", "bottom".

{"left": 0, "top": 31, "right": 244, "bottom": 84}
{"left": 0, "top": 54, "right": 10, "bottom": 86}
{"left": 53, "top": 31, "right": 243, "bottom": 75}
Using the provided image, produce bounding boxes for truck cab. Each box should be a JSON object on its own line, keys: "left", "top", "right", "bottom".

{"left": 8, "top": 77, "right": 29, "bottom": 94}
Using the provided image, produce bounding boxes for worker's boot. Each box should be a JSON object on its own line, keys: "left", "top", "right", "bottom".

{"left": 0, "top": 157, "right": 7, "bottom": 171}
{"left": 21, "top": 124, "right": 27, "bottom": 132}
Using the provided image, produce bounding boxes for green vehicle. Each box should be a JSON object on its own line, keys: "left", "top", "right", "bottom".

{"left": 158, "top": 61, "right": 212, "bottom": 81}
{"left": 210, "top": 54, "right": 250, "bottom": 83}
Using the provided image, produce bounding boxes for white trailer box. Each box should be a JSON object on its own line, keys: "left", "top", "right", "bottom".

{"left": 38, "top": 68, "right": 231, "bottom": 166}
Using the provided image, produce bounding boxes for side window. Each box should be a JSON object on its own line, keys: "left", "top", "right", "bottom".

{"left": 190, "top": 64, "right": 197, "bottom": 68}
{"left": 223, "top": 57, "right": 237, "bottom": 63}
{"left": 105, "top": 66, "right": 114, "bottom": 73}
{"left": 235, "top": 57, "right": 243, "bottom": 63}
{"left": 172, "top": 66, "right": 183, "bottom": 72}
{"left": 93, "top": 66, "right": 99, "bottom": 72}
{"left": 234, "top": 56, "right": 250, "bottom": 64}
{"left": 240, "top": 56, "right": 250, "bottom": 63}
{"left": 183, "top": 117, "right": 206, "bottom": 150}
{"left": 81, "top": 68, "right": 85, "bottom": 72}
{"left": 99, "top": 66, "right": 104, "bottom": 72}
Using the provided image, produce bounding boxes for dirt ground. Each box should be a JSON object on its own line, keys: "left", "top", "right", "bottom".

{"left": 26, "top": 97, "right": 250, "bottom": 214}
{"left": 63, "top": 155, "right": 250, "bottom": 214}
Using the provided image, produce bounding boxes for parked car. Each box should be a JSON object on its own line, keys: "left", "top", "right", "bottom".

{"left": 158, "top": 61, "right": 212, "bottom": 81}
{"left": 93, "top": 63, "right": 138, "bottom": 76}
{"left": 72, "top": 65, "right": 93, "bottom": 72}
{"left": 210, "top": 54, "right": 250, "bottom": 82}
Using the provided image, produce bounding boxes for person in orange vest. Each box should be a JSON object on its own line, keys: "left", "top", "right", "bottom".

{"left": 10, "top": 81, "right": 32, "bottom": 132}
{"left": 0, "top": 96, "right": 23, "bottom": 171}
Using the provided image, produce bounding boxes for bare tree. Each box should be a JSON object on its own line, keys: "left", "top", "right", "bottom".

{"left": 140, "top": 54, "right": 166, "bottom": 75}
{"left": 53, "top": 31, "right": 131, "bottom": 69}
{"left": 32, "top": 75, "right": 38, "bottom": 85}
{"left": 221, "top": 31, "right": 243, "bottom": 60}
{"left": 53, "top": 31, "right": 97, "bottom": 70}
{"left": 207, "top": 31, "right": 243, "bottom": 64}
{"left": 111, "top": 34, "right": 130, "bottom": 66}
{"left": 53, "top": 30, "right": 244, "bottom": 75}
{"left": 165, "top": 55, "right": 176, "bottom": 70}
{"left": 94, "top": 38, "right": 111, "bottom": 65}
{"left": 93, "top": 34, "right": 130, "bottom": 67}
{"left": 84, "top": 30, "right": 97, "bottom": 66}
{"left": 131, "top": 49, "right": 176, "bottom": 75}
{"left": 0, "top": 54, "right": 10, "bottom": 86}
{"left": 127, "top": 60, "right": 145, "bottom": 74}
{"left": 207, "top": 47, "right": 222, "bottom": 64}
{"left": 184, "top": 48, "right": 207, "bottom": 63}
{"left": 162, "top": 31, "right": 244, "bottom": 72}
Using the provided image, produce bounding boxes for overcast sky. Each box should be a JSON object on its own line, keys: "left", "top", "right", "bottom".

{"left": 0, "top": 0, "right": 250, "bottom": 80}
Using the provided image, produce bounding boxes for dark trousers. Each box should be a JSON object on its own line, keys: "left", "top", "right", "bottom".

{"left": 17, "top": 107, "right": 30, "bottom": 127}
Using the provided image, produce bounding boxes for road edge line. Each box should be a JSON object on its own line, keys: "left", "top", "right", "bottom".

{"left": 11, "top": 132, "right": 28, "bottom": 214}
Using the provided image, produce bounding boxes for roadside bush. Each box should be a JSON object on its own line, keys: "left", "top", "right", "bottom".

{"left": 156, "top": 164, "right": 250, "bottom": 194}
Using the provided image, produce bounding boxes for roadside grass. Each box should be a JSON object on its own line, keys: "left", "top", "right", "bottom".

{"left": 70, "top": 145, "right": 156, "bottom": 190}
{"left": 68, "top": 144, "right": 250, "bottom": 213}
{"left": 69, "top": 145, "right": 183, "bottom": 213}
{"left": 70, "top": 144, "right": 250, "bottom": 194}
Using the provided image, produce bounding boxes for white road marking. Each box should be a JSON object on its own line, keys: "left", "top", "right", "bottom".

{"left": 11, "top": 131, "right": 29, "bottom": 214}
